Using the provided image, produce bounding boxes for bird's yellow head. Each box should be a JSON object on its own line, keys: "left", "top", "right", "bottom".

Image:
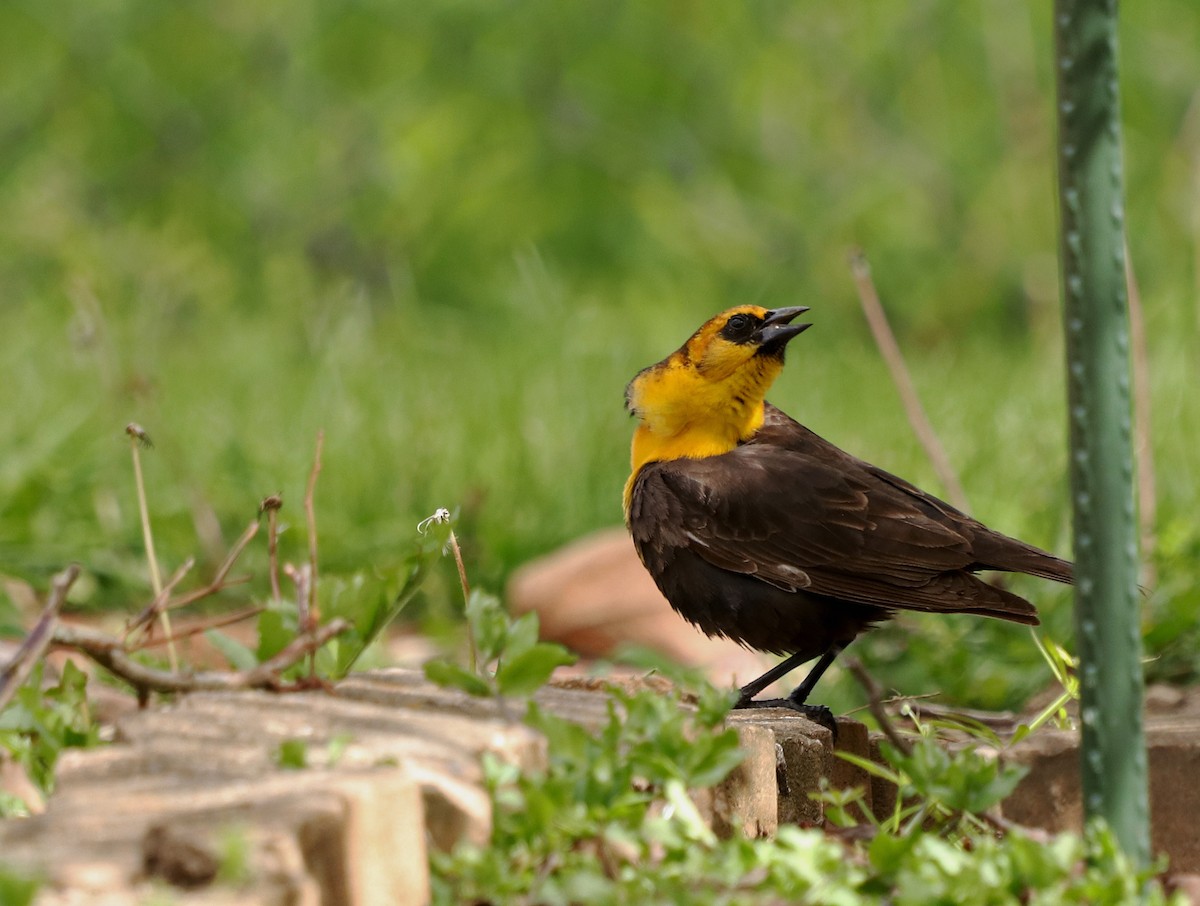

{"left": 624, "top": 305, "right": 811, "bottom": 508}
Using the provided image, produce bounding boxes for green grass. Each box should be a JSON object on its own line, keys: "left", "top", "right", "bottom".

{"left": 1, "top": 0, "right": 1197, "bottom": 708}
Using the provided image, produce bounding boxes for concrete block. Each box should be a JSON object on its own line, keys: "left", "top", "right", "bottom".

{"left": 1002, "top": 720, "right": 1200, "bottom": 872}
{"left": 699, "top": 723, "right": 778, "bottom": 839}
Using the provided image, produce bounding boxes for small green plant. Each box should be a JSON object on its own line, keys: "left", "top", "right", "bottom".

{"left": 829, "top": 714, "right": 1026, "bottom": 838}
{"left": 216, "top": 530, "right": 445, "bottom": 683}
{"left": 272, "top": 732, "right": 353, "bottom": 771}
{"left": 275, "top": 738, "right": 309, "bottom": 770}
{"left": 425, "top": 581, "right": 1179, "bottom": 903}
{"left": 1014, "top": 633, "right": 1078, "bottom": 742}
{"left": 214, "top": 825, "right": 253, "bottom": 887}
{"left": 422, "top": 509, "right": 576, "bottom": 699}
{"left": 0, "top": 865, "right": 41, "bottom": 906}
{"left": 430, "top": 670, "right": 745, "bottom": 905}
{"left": 436, "top": 698, "right": 1181, "bottom": 904}
{"left": 0, "top": 661, "right": 100, "bottom": 815}
{"left": 423, "top": 589, "right": 576, "bottom": 698}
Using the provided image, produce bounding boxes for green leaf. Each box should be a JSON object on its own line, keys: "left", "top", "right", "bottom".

{"left": 327, "top": 732, "right": 354, "bottom": 766}
{"left": 683, "top": 732, "right": 744, "bottom": 788}
{"left": 836, "top": 749, "right": 904, "bottom": 786}
{"left": 256, "top": 605, "right": 295, "bottom": 663}
{"left": 495, "top": 643, "right": 575, "bottom": 697}
{"left": 504, "top": 611, "right": 540, "bottom": 661}
{"left": 276, "top": 738, "right": 308, "bottom": 770}
{"left": 0, "top": 866, "right": 41, "bottom": 906}
{"left": 867, "top": 826, "right": 920, "bottom": 874}
{"left": 465, "top": 590, "right": 509, "bottom": 665}
{"left": 321, "top": 551, "right": 440, "bottom": 678}
{"left": 662, "top": 779, "right": 716, "bottom": 845}
{"left": 205, "top": 629, "right": 259, "bottom": 671}
{"left": 424, "top": 659, "right": 493, "bottom": 697}
{"left": 55, "top": 660, "right": 88, "bottom": 701}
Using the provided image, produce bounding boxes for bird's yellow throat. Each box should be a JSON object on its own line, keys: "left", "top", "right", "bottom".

{"left": 622, "top": 350, "right": 783, "bottom": 515}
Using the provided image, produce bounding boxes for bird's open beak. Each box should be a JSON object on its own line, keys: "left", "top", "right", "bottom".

{"left": 756, "top": 306, "right": 812, "bottom": 352}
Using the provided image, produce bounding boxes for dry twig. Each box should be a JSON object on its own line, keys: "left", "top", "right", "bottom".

{"left": 0, "top": 565, "right": 81, "bottom": 712}
{"left": 284, "top": 563, "right": 313, "bottom": 622}
{"left": 127, "top": 423, "right": 177, "bottom": 670}
{"left": 260, "top": 494, "right": 284, "bottom": 602}
{"left": 448, "top": 529, "right": 475, "bottom": 670}
{"left": 51, "top": 618, "right": 351, "bottom": 695}
{"left": 123, "top": 519, "right": 260, "bottom": 651}
{"left": 903, "top": 700, "right": 1019, "bottom": 733}
{"left": 420, "top": 508, "right": 477, "bottom": 670}
{"left": 843, "top": 656, "right": 912, "bottom": 756}
{"left": 135, "top": 606, "right": 267, "bottom": 650}
{"left": 124, "top": 557, "right": 195, "bottom": 640}
{"left": 848, "top": 250, "right": 971, "bottom": 514}
{"left": 167, "top": 520, "right": 260, "bottom": 611}
{"left": 302, "top": 432, "right": 324, "bottom": 633}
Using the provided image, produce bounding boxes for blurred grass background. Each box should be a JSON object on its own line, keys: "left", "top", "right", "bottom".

{"left": 1, "top": 1, "right": 1197, "bottom": 708}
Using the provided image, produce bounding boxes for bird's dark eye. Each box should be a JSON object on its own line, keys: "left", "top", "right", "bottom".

{"left": 721, "top": 313, "right": 755, "bottom": 342}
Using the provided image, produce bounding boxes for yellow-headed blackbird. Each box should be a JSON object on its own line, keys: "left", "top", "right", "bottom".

{"left": 624, "top": 305, "right": 1073, "bottom": 721}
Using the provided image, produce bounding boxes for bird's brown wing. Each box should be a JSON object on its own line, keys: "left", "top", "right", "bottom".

{"left": 755, "top": 404, "right": 1073, "bottom": 584}
{"left": 638, "top": 441, "right": 1040, "bottom": 623}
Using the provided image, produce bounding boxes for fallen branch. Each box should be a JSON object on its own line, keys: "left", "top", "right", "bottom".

{"left": 849, "top": 250, "right": 971, "bottom": 514}
{"left": 0, "top": 565, "right": 81, "bottom": 711}
{"left": 50, "top": 618, "right": 352, "bottom": 695}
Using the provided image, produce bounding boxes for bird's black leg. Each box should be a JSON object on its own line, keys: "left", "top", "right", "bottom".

{"left": 784, "top": 645, "right": 843, "bottom": 709}
{"left": 733, "top": 645, "right": 847, "bottom": 737}
{"left": 734, "top": 650, "right": 814, "bottom": 704}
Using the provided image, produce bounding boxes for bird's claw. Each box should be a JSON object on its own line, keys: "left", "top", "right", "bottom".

{"left": 732, "top": 696, "right": 838, "bottom": 740}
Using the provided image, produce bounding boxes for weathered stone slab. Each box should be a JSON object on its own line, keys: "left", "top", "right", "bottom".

{"left": 1001, "top": 686, "right": 1200, "bottom": 872}
{"left": 116, "top": 687, "right": 545, "bottom": 776}
{"left": 2, "top": 665, "right": 895, "bottom": 905}
{"left": 1003, "top": 723, "right": 1200, "bottom": 872}
{"left": 2, "top": 765, "right": 428, "bottom": 906}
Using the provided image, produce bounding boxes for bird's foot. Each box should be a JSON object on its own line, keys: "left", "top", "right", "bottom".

{"left": 732, "top": 696, "right": 837, "bottom": 739}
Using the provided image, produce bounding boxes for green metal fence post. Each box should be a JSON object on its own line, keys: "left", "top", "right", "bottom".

{"left": 1053, "top": 0, "right": 1150, "bottom": 865}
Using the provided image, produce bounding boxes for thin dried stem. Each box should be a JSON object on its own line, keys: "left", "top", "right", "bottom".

{"left": 167, "top": 520, "right": 260, "bottom": 610}
{"left": 904, "top": 700, "right": 1018, "bottom": 732}
{"left": 843, "top": 656, "right": 912, "bottom": 757}
{"left": 848, "top": 251, "right": 971, "bottom": 514}
{"left": 447, "top": 529, "right": 476, "bottom": 672}
{"left": 136, "top": 606, "right": 267, "bottom": 649}
{"left": 1125, "top": 242, "right": 1157, "bottom": 588}
{"left": 260, "top": 494, "right": 284, "bottom": 603}
{"left": 303, "top": 432, "right": 324, "bottom": 632}
{"left": 126, "top": 423, "right": 177, "bottom": 671}
{"left": 51, "top": 618, "right": 352, "bottom": 695}
{"left": 302, "top": 432, "right": 325, "bottom": 680}
{"left": 284, "top": 563, "right": 313, "bottom": 629}
{"left": 0, "top": 565, "right": 81, "bottom": 712}
{"left": 125, "top": 557, "right": 196, "bottom": 641}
